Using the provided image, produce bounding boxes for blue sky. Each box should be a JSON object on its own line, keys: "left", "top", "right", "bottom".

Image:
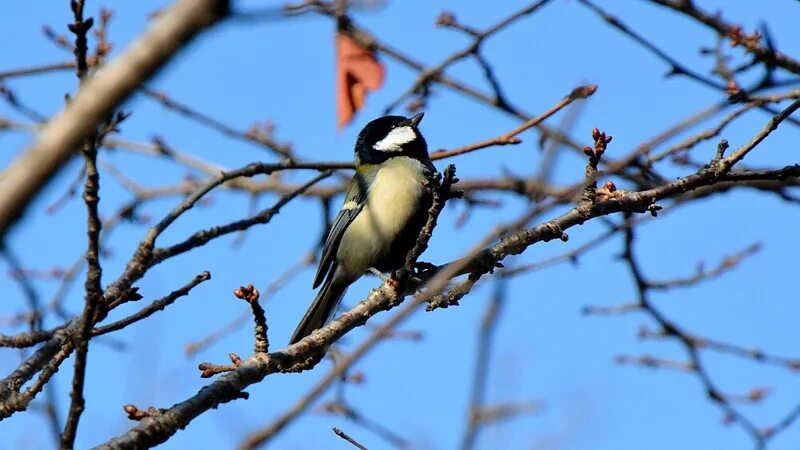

{"left": 1, "top": 1, "right": 799, "bottom": 449}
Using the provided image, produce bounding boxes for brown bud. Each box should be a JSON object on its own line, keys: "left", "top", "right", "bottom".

{"left": 405, "top": 97, "right": 425, "bottom": 113}
{"left": 639, "top": 355, "right": 656, "bottom": 367}
{"left": 583, "top": 146, "right": 594, "bottom": 157}
{"left": 647, "top": 203, "right": 663, "bottom": 217}
{"left": 591, "top": 128, "right": 601, "bottom": 140}
{"left": 229, "top": 353, "right": 242, "bottom": 365}
{"left": 748, "top": 387, "right": 770, "bottom": 401}
{"left": 124, "top": 287, "right": 143, "bottom": 302}
{"left": 725, "top": 80, "right": 740, "bottom": 96}
{"left": 96, "top": 42, "right": 113, "bottom": 56}
{"left": 249, "top": 286, "right": 260, "bottom": 302}
{"left": 570, "top": 84, "right": 598, "bottom": 99}
{"left": 100, "top": 8, "right": 113, "bottom": 23}
{"left": 123, "top": 404, "right": 148, "bottom": 420}
{"left": 435, "top": 11, "right": 456, "bottom": 27}
{"left": 722, "top": 412, "right": 735, "bottom": 425}
{"left": 348, "top": 371, "right": 366, "bottom": 384}
{"left": 604, "top": 181, "right": 616, "bottom": 192}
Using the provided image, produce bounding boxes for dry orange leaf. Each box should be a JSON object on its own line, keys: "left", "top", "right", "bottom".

{"left": 335, "top": 32, "right": 384, "bottom": 129}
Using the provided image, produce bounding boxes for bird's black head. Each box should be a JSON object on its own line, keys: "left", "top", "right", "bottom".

{"left": 354, "top": 113, "right": 429, "bottom": 165}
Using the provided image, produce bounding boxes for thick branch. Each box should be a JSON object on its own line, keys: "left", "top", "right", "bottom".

{"left": 0, "top": 164, "right": 326, "bottom": 419}
{"left": 97, "top": 117, "right": 794, "bottom": 447}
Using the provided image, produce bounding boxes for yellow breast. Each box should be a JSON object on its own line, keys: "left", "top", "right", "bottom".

{"left": 337, "top": 157, "right": 427, "bottom": 275}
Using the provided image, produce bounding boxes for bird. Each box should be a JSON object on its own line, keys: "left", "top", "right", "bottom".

{"left": 289, "top": 113, "right": 435, "bottom": 344}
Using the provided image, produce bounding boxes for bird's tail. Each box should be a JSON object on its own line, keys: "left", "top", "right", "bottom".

{"left": 289, "top": 268, "right": 348, "bottom": 345}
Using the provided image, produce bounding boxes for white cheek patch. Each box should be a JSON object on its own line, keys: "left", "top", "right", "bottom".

{"left": 373, "top": 126, "right": 416, "bottom": 152}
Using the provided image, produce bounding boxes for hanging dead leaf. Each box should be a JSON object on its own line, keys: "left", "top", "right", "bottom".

{"left": 335, "top": 31, "right": 384, "bottom": 129}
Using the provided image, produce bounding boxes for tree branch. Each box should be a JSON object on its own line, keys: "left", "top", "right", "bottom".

{"left": 0, "top": 0, "right": 230, "bottom": 240}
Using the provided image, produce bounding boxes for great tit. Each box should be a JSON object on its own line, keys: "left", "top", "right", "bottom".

{"left": 289, "top": 113, "right": 434, "bottom": 344}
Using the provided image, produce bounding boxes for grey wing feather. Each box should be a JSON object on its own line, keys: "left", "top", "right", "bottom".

{"left": 313, "top": 174, "right": 369, "bottom": 288}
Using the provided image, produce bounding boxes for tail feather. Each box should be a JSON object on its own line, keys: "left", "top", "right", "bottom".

{"left": 289, "top": 269, "right": 348, "bottom": 345}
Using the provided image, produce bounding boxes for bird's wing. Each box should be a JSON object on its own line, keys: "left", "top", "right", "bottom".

{"left": 420, "top": 156, "right": 436, "bottom": 175}
{"left": 313, "top": 171, "right": 370, "bottom": 288}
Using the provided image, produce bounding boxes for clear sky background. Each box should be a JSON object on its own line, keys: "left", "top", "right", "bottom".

{"left": 1, "top": 1, "right": 799, "bottom": 449}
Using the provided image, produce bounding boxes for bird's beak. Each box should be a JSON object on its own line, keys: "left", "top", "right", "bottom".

{"left": 409, "top": 112, "right": 424, "bottom": 128}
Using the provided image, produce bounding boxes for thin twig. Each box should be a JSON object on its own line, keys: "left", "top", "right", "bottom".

{"left": 150, "top": 170, "right": 333, "bottom": 264}
{"left": 92, "top": 272, "right": 211, "bottom": 336}
{"left": 646, "top": 0, "right": 800, "bottom": 75}
{"left": 62, "top": 2, "right": 103, "bottom": 446}
{"left": 576, "top": 0, "right": 800, "bottom": 126}
{"left": 460, "top": 278, "right": 506, "bottom": 450}
{"left": 0, "top": 61, "right": 77, "bottom": 80}
{"left": 140, "top": 87, "right": 293, "bottom": 158}
{"left": 619, "top": 219, "right": 764, "bottom": 446}
{"left": 0, "top": 0, "right": 231, "bottom": 240}
{"left": 97, "top": 146, "right": 795, "bottom": 447}
{"left": 333, "top": 426, "right": 369, "bottom": 450}
{"left": 430, "top": 85, "right": 597, "bottom": 161}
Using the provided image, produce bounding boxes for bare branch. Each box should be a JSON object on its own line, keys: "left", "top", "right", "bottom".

{"left": 93, "top": 272, "right": 211, "bottom": 336}
{"left": 333, "top": 427, "right": 369, "bottom": 450}
{"left": 431, "top": 85, "right": 597, "bottom": 161}
{"left": 0, "top": 0, "right": 230, "bottom": 240}
{"left": 62, "top": 0, "right": 105, "bottom": 443}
